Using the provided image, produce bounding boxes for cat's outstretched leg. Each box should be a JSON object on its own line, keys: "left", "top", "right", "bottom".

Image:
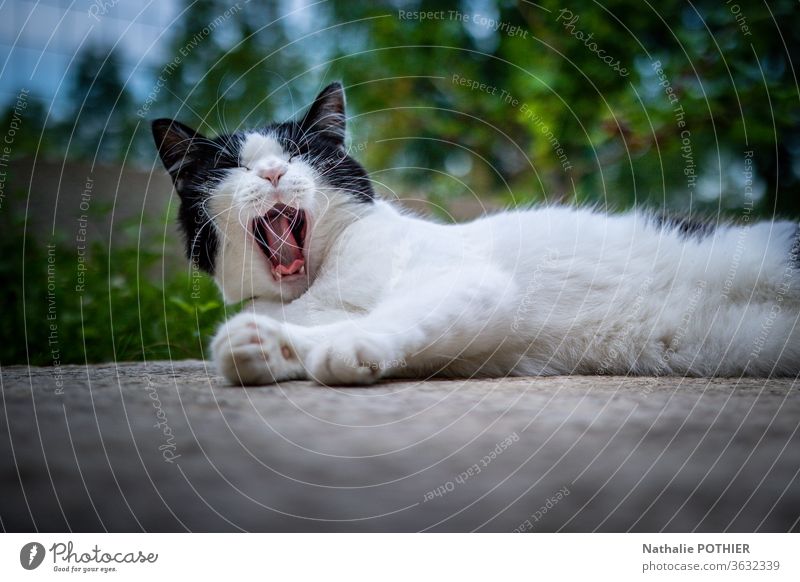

{"left": 303, "top": 269, "right": 518, "bottom": 385}
{"left": 211, "top": 312, "right": 310, "bottom": 385}
{"left": 213, "top": 268, "right": 517, "bottom": 386}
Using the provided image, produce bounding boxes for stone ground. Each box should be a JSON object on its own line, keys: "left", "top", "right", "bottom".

{"left": 1, "top": 361, "right": 798, "bottom": 532}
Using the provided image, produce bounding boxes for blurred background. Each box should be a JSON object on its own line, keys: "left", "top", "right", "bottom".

{"left": 1, "top": 0, "right": 798, "bottom": 366}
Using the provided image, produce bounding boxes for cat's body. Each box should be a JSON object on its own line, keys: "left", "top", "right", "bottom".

{"left": 153, "top": 83, "right": 800, "bottom": 385}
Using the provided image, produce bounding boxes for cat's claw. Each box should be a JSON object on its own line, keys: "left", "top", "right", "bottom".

{"left": 212, "top": 313, "right": 306, "bottom": 385}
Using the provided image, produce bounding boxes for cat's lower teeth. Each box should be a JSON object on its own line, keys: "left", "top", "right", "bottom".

{"left": 272, "top": 258, "right": 305, "bottom": 279}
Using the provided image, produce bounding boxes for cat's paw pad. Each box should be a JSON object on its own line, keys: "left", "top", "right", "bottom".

{"left": 211, "top": 313, "right": 305, "bottom": 385}
{"left": 306, "top": 335, "right": 401, "bottom": 386}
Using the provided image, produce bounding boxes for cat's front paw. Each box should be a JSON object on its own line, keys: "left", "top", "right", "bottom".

{"left": 305, "top": 334, "right": 402, "bottom": 386}
{"left": 212, "top": 313, "right": 306, "bottom": 385}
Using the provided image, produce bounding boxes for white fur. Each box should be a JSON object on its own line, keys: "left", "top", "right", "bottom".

{"left": 209, "top": 133, "right": 800, "bottom": 385}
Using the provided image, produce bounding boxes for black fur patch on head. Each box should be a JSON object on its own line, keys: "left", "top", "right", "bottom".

{"left": 152, "top": 119, "right": 240, "bottom": 274}
{"left": 276, "top": 82, "right": 374, "bottom": 203}
{"left": 265, "top": 117, "right": 375, "bottom": 204}
{"left": 791, "top": 225, "right": 800, "bottom": 268}
{"left": 652, "top": 213, "right": 717, "bottom": 241}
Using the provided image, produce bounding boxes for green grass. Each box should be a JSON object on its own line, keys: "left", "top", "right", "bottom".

{"left": 0, "top": 210, "right": 234, "bottom": 366}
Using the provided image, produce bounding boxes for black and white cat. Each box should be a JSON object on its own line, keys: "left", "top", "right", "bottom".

{"left": 152, "top": 82, "right": 800, "bottom": 385}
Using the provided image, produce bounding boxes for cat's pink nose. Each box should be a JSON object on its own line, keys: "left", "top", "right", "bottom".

{"left": 257, "top": 166, "right": 287, "bottom": 186}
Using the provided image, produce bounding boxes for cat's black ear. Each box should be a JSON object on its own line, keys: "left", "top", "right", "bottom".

{"left": 301, "top": 82, "right": 346, "bottom": 146}
{"left": 151, "top": 119, "right": 209, "bottom": 184}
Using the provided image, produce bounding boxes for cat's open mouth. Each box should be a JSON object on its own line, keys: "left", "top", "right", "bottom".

{"left": 252, "top": 203, "right": 307, "bottom": 280}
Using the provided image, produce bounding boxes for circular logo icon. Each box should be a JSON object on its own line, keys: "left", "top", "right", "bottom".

{"left": 20, "top": 542, "right": 45, "bottom": 570}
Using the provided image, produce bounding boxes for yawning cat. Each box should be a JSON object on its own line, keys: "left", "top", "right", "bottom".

{"left": 152, "top": 82, "right": 800, "bottom": 385}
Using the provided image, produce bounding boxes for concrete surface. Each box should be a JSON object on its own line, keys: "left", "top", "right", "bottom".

{"left": 1, "top": 361, "right": 798, "bottom": 532}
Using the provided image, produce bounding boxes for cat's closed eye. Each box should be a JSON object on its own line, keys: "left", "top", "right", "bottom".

{"left": 281, "top": 140, "right": 303, "bottom": 160}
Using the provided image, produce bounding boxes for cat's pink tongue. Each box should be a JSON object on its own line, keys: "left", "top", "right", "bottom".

{"left": 265, "top": 214, "right": 304, "bottom": 276}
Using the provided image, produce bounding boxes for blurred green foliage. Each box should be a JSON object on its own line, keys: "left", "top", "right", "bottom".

{"left": 150, "top": 0, "right": 800, "bottom": 216}
{"left": 0, "top": 209, "right": 230, "bottom": 365}
{"left": 10, "top": 0, "right": 800, "bottom": 216}
{"left": 2, "top": 0, "right": 799, "bottom": 364}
